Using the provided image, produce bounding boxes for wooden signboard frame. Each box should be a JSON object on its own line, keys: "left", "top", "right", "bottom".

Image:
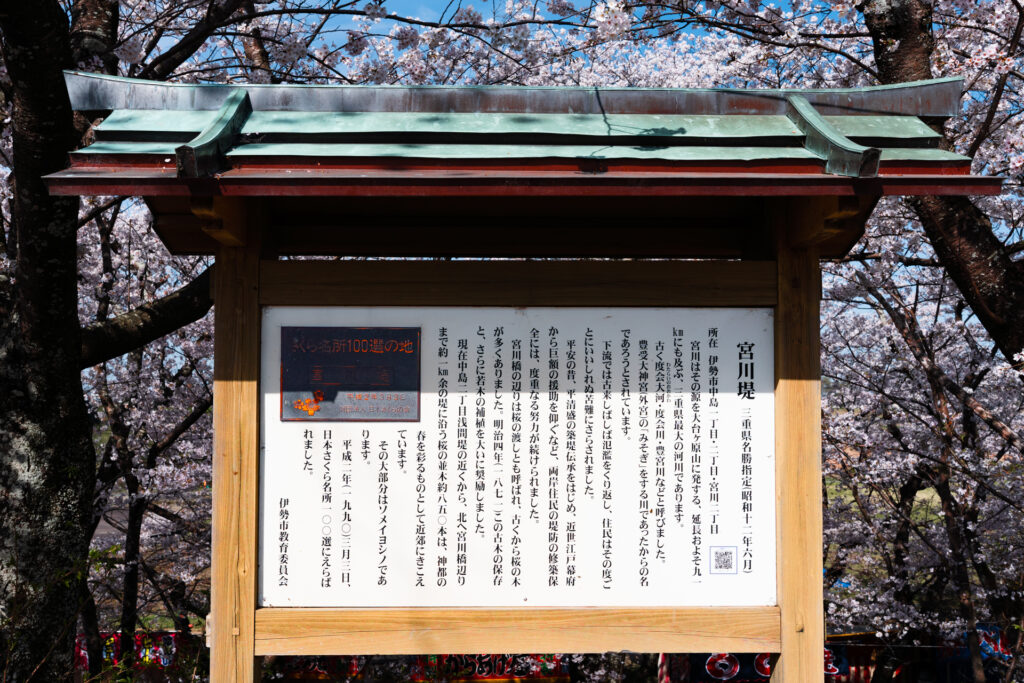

{"left": 210, "top": 200, "right": 823, "bottom": 682}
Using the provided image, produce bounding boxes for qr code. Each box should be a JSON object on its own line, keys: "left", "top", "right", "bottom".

{"left": 710, "top": 546, "right": 737, "bottom": 574}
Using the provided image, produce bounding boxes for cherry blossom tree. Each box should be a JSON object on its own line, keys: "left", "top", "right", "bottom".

{"left": 73, "top": 197, "right": 214, "bottom": 677}
{"left": 823, "top": 198, "right": 1024, "bottom": 683}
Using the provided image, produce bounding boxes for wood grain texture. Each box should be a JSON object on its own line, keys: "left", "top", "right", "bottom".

{"left": 253, "top": 606, "right": 782, "bottom": 655}
{"left": 211, "top": 223, "right": 262, "bottom": 683}
{"left": 774, "top": 201, "right": 825, "bottom": 682}
{"left": 260, "top": 260, "right": 777, "bottom": 307}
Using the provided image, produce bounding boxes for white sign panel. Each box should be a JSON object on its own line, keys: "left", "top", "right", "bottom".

{"left": 259, "top": 307, "right": 775, "bottom": 607}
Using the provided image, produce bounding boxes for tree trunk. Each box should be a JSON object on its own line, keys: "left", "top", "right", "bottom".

{"left": 934, "top": 477, "right": 987, "bottom": 683}
{"left": 869, "top": 647, "right": 899, "bottom": 683}
{"left": 0, "top": 4, "right": 97, "bottom": 682}
{"left": 70, "top": 0, "right": 119, "bottom": 72}
{"left": 78, "top": 579, "right": 104, "bottom": 681}
{"left": 118, "top": 473, "right": 147, "bottom": 674}
{"left": 908, "top": 195, "right": 1024, "bottom": 367}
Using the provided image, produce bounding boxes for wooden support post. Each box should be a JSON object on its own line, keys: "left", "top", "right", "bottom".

{"left": 773, "top": 200, "right": 824, "bottom": 682}
{"left": 211, "top": 205, "right": 261, "bottom": 683}
{"left": 192, "top": 197, "right": 249, "bottom": 247}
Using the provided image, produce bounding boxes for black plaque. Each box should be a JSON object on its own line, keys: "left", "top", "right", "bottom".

{"left": 280, "top": 326, "right": 421, "bottom": 421}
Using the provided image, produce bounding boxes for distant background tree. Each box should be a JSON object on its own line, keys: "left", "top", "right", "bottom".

{"left": 0, "top": 1, "right": 1021, "bottom": 681}
{"left": 823, "top": 199, "right": 1024, "bottom": 683}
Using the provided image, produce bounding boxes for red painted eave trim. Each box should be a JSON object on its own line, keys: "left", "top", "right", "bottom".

{"left": 224, "top": 156, "right": 826, "bottom": 174}
{"left": 44, "top": 167, "right": 1003, "bottom": 197}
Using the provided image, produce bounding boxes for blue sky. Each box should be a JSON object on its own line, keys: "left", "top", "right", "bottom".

{"left": 332, "top": 0, "right": 447, "bottom": 32}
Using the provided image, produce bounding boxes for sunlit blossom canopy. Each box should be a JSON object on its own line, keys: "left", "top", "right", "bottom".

{"left": 46, "top": 71, "right": 1001, "bottom": 259}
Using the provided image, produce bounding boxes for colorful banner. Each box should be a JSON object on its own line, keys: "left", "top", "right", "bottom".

{"left": 74, "top": 632, "right": 180, "bottom": 670}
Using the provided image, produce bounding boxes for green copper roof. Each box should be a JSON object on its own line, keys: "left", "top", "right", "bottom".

{"left": 64, "top": 71, "right": 975, "bottom": 180}
{"left": 78, "top": 141, "right": 181, "bottom": 155}
{"left": 98, "top": 109, "right": 219, "bottom": 136}
{"left": 92, "top": 105, "right": 940, "bottom": 143}
{"left": 240, "top": 112, "right": 804, "bottom": 139}
{"left": 825, "top": 115, "right": 940, "bottom": 141}
{"left": 225, "top": 143, "right": 823, "bottom": 162}
{"left": 94, "top": 111, "right": 807, "bottom": 142}
{"left": 878, "top": 148, "right": 969, "bottom": 162}
{"left": 64, "top": 70, "right": 966, "bottom": 116}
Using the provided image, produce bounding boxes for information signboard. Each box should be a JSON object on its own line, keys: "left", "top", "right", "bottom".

{"left": 260, "top": 306, "right": 775, "bottom": 608}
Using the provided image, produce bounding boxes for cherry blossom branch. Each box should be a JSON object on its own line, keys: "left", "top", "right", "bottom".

{"left": 625, "top": 4, "right": 879, "bottom": 78}
{"left": 224, "top": 7, "right": 586, "bottom": 33}
{"left": 858, "top": 272, "right": 1024, "bottom": 454}
{"left": 147, "top": 501, "right": 205, "bottom": 534}
{"left": 833, "top": 452, "right": 947, "bottom": 561}
{"left": 137, "top": 0, "right": 250, "bottom": 80}
{"left": 139, "top": 557, "right": 210, "bottom": 617}
{"left": 239, "top": 0, "right": 276, "bottom": 82}
{"left": 80, "top": 266, "right": 212, "bottom": 368}
{"left": 840, "top": 251, "right": 941, "bottom": 267}
{"left": 144, "top": 396, "right": 211, "bottom": 469}
{"left": 966, "top": 5, "right": 1024, "bottom": 157}
{"left": 624, "top": 13, "right": 879, "bottom": 79}
{"left": 77, "top": 197, "right": 122, "bottom": 231}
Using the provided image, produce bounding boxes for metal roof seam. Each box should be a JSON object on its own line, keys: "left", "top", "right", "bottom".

{"left": 786, "top": 95, "right": 880, "bottom": 178}
{"left": 175, "top": 89, "right": 253, "bottom": 178}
